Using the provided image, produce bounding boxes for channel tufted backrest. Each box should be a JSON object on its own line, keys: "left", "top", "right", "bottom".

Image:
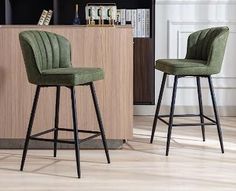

{"left": 186, "top": 27, "right": 229, "bottom": 74}
{"left": 19, "top": 30, "right": 72, "bottom": 84}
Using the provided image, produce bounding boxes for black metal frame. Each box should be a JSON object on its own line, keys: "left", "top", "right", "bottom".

{"left": 150, "top": 73, "right": 224, "bottom": 156}
{"left": 20, "top": 82, "right": 110, "bottom": 178}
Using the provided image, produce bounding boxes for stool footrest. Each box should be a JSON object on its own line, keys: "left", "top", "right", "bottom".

{"left": 30, "top": 128, "right": 101, "bottom": 145}
{"left": 58, "top": 128, "right": 100, "bottom": 134}
{"left": 30, "top": 137, "right": 75, "bottom": 144}
{"left": 157, "top": 114, "right": 217, "bottom": 127}
{"left": 159, "top": 114, "right": 200, "bottom": 118}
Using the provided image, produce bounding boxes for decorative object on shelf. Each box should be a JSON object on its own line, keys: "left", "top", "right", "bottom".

{"left": 43, "top": 10, "right": 53, "bottom": 25}
{"left": 38, "top": 10, "right": 53, "bottom": 25}
{"left": 107, "top": 7, "right": 115, "bottom": 25}
{"left": 73, "top": 4, "right": 81, "bottom": 25}
{"left": 85, "top": 3, "right": 117, "bottom": 27}
{"left": 87, "top": 6, "right": 96, "bottom": 25}
{"left": 116, "top": 8, "right": 150, "bottom": 38}
{"left": 116, "top": 10, "right": 121, "bottom": 25}
{"left": 98, "top": 6, "right": 104, "bottom": 25}
{"left": 37, "top": 10, "right": 48, "bottom": 25}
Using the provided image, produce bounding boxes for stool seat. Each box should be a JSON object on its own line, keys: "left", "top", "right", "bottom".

{"left": 40, "top": 67, "right": 104, "bottom": 86}
{"left": 155, "top": 59, "right": 213, "bottom": 76}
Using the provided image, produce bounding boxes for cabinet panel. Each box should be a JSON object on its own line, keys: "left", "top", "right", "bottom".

{"left": 134, "top": 38, "right": 155, "bottom": 104}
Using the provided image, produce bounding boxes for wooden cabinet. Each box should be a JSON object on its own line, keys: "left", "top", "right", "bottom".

{"left": 0, "top": 0, "right": 155, "bottom": 105}
{"left": 0, "top": 26, "right": 133, "bottom": 140}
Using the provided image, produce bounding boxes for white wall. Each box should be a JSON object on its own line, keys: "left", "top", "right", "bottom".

{"left": 134, "top": 0, "right": 236, "bottom": 116}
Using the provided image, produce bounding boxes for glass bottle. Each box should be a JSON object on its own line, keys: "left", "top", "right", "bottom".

{"left": 73, "top": 4, "right": 81, "bottom": 25}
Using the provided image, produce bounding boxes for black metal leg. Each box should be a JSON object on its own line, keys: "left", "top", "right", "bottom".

{"left": 70, "top": 87, "right": 81, "bottom": 178}
{"left": 20, "top": 86, "right": 41, "bottom": 171}
{"left": 53, "top": 86, "right": 61, "bottom": 157}
{"left": 150, "top": 73, "right": 167, "bottom": 143}
{"left": 196, "top": 77, "right": 206, "bottom": 142}
{"left": 166, "top": 76, "right": 178, "bottom": 156}
{"left": 208, "top": 76, "right": 224, "bottom": 153}
{"left": 90, "top": 82, "right": 110, "bottom": 164}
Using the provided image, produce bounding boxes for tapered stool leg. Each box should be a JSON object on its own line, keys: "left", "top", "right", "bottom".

{"left": 196, "top": 77, "right": 206, "bottom": 142}
{"left": 70, "top": 87, "right": 81, "bottom": 178}
{"left": 90, "top": 83, "right": 110, "bottom": 164}
{"left": 20, "top": 86, "right": 41, "bottom": 171}
{"left": 208, "top": 76, "right": 224, "bottom": 153}
{"left": 166, "top": 76, "right": 178, "bottom": 156}
{"left": 150, "top": 73, "right": 167, "bottom": 143}
{"left": 54, "top": 86, "right": 61, "bottom": 157}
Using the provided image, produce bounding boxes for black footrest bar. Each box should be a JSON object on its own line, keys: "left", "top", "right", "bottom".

{"left": 31, "top": 128, "right": 101, "bottom": 138}
{"left": 30, "top": 133, "right": 101, "bottom": 145}
{"left": 79, "top": 133, "right": 101, "bottom": 144}
{"left": 157, "top": 115, "right": 217, "bottom": 127}
{"left": 58, "top": 128, "right": 100, "bottom": 134}
{"left": 203, "top": 115, "right": 217, "bottom": 124}
{"left": 159, "top": 114, "right": 200, "bottom": 118}
{"left": 30, "top": 137, "right": 75, "bottom": 144}
{"left": 30, "top": 127, "right": 102, "bottom": 145}
{"left": 31, "top": 128, "right": 56, "bottom": 138}
{"left": 157, "top": 117, "right": 169, "bottom": 125}
{"left": 172, "top": 122, "right": 216, "bottom": 127}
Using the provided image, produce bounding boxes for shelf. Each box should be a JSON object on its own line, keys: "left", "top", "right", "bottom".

{"left": 8, "top": 0, "right": 54, "bottom": 24}
{"left": 57, "top": 0, "right": 153, "bottom": 31}
{"left": 134, "top": 37, "right": 153, "bottom": 39}
{"left": 57, "top": 0, "right": 152, "bottom": 25}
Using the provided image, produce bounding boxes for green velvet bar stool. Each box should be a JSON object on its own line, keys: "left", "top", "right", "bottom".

{"left": 19, "top": 30, "right": 110, "bottom": 178}
{"left": 150, "top": 27, "right": 229, "bottom": 156}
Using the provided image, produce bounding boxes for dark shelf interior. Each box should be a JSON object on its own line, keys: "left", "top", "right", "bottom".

{"left": 0, "top": 0, "right": 5, "bottom": 24}
{"left": 57, "top": 0, "right": 77, "bottom": 25}
{"left": 8, "top": 0, "right": 54, "bottom": 24}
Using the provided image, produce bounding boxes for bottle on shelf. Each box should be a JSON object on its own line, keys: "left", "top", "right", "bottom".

{"left": 73, "top": 4, "right": 81, "bottom": 25}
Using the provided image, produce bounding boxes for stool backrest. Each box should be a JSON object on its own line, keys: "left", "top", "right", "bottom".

{"left": 186, "top": 27, "right": 229, "bottom": 73}
{"left": 19, "top": 30, "right": 71, "bottom": 84}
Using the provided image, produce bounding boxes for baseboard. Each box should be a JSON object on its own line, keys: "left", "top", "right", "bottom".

{"left": 0, "top": 139, "right": 123, "bottom": 149}
{"left": 134, "top": 105, "right": 236, "bottom": 117}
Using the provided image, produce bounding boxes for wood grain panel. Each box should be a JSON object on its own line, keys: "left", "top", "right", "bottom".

{"left": 134, "top": 38, "right": 155, "bottom": 105}
{"left": 0, "top": 26, "right": 133, "bottom": 139}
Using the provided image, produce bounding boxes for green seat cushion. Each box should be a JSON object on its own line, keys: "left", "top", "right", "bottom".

{"left": 156, "top": 59, "right": 218, "bottom": 76}
{"left": 39, "top": 67, "right": 104, "bottom": 86}
{"left": 19, "top": 31, "right": 105, "bottom": 86}
{"left": 155, "top": 27, "right": 229, "bottom": 76}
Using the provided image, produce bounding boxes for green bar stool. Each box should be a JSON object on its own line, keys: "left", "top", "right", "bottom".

{"left": 150, "top": 27, "right": 229, "bottom": 156}
{"left": 19, "top": 30, "right": 110, "bottom": 178}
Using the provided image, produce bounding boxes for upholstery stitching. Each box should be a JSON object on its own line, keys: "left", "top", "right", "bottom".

{"left": 55, "top": 35, "right": 61, "bottom": 68}
{"left": 45, "top": 32, "right": 55, "bottom": 69}
{"left": 38, "top": 31, "right": 50, "bottom": 70}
